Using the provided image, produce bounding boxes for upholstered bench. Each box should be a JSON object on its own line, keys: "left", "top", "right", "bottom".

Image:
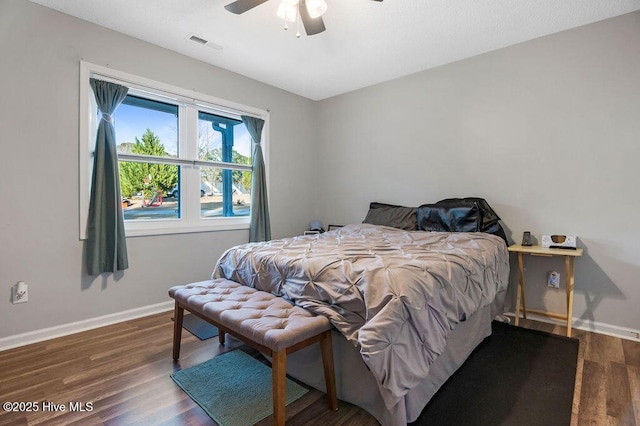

{"left": 169, "top": 278, "right": 338, "bottom": 425}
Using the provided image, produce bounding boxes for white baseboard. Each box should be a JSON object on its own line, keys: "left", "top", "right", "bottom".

{"left": 3, "top": 305, "right": 638, "bottom": 352}
{"left": 0, "top": 301, "right": 174, "bottom": 352}
{"left": 505, "top": 311, "right": 640, "bottom": 342}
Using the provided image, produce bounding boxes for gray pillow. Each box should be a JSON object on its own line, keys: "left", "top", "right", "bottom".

{"left": 363, "top": 202, "right": 418, "bottom": 231}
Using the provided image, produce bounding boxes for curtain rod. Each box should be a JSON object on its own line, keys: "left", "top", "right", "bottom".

{"left": 90, "top": 72, "right": 265, "bottom": 120}
{"left": 118, "top": 153, "right": 253, "bottom": 172}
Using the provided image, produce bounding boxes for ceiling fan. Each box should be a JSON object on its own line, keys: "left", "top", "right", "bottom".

{"left": 225, "top": 0, "right": 383, "bottom": 36}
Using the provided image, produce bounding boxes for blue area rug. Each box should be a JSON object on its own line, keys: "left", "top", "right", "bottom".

{"left": 171, "top": 350, "right": 309, "bottom": 426}
{"left": 181, "top": 313, "right": 219, "bottom": 340}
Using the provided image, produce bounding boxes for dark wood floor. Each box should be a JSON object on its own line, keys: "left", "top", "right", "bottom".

{"left": 516, "top": 317, "right": 640, "bottom": 426}
{"left": 0, "top": 312, "right": 638, "bottom": 425}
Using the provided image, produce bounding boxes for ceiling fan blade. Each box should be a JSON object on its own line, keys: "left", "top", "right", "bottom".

{"left": 224, "top": 0, "right": 269, "bottom": 14}
{"left": 299, "top": 0, "right": 326, "bottom": 36}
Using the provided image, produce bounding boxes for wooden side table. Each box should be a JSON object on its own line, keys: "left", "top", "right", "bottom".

{"left": 508, "top": 244, "right": 583, "bottom": 337}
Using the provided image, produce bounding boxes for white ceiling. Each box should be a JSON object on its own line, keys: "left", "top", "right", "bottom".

{"left": 30, "top": 0, "right": 640, "bottom": 100}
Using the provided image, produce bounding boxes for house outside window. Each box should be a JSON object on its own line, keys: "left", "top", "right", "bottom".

{"left": 79, "top": 62, "right": 268, "bottom": 238}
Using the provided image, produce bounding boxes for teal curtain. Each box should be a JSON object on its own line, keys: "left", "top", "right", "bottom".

{"left": 86, "top": 78, "right": 129, "bottom": 275}
{"left": 242, "top": 116, "right": 271, "bottom": 242}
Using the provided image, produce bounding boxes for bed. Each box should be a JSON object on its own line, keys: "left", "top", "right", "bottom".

{"left": 213, "top": 199, "right": 510, "bottom": 425}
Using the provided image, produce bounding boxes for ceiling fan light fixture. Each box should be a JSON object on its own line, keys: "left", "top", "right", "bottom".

{"left": 305, "top": 0, "right": 328, "bottom": 18}
{"left": 277, "top": 0, "right": 299, "bottom": 22}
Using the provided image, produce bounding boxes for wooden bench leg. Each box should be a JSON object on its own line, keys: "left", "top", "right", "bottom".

{"left": 272, "top": 350, "right": 286, "bottom": 426}
{"left": 218, "top": 329, "right": 226, "bottom": 345}
{"left": 173, "top": 302, "right": 184, "bottom": 361}
{"left": 320, "top": 330, "right": 338, "bottom": 411}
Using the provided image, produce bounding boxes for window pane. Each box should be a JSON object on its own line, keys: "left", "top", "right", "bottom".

{"left": 200, "top": 167, "right": 251, "bottom": 218}
{"left": 120, "top": 161, "right": 180, "bottom": 221}
{"left": 198, "top": 111, "right": 252, "bottom": 166}
{"left": 114, "top": 95, "right": 178, "bottom": 158}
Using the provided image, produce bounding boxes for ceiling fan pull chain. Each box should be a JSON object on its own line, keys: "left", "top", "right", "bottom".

{"left": 296, "top": 3, "right": 301, "bottom": 38}
{"left": 283, "top": 3, "right": 289, "bottom": 30}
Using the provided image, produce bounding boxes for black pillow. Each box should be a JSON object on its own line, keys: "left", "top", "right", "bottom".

{"left": 363, "top": 202, "right": 418, "bottom": 231}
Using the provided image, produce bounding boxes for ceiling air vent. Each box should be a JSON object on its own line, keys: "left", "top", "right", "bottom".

{"left": 186, "top": 34, "right": 223, "bottom": 51}
{"left": 189, "top": 34, "right": 208, "bottom": 45}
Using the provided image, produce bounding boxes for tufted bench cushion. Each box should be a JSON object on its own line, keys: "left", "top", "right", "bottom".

{"left": 169, "top": 279, "right": 332, "bottom": 352}
{"left": 169, "top": 278, "right": 337, "bottom": 425}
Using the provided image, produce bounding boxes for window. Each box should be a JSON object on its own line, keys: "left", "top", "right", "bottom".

{"left": 79, "top": 62, "right": 268, "bottom": 238}
{"left": 115, "top": 95, "right": 180, "bottom": 221}
{"left": 197, "top": 111, "right": 252, "bottom": 219}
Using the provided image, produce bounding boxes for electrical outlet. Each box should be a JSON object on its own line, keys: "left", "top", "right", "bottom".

{"left": 547, "top": 272, "right": 560, "bottom": 289}
{"left": 12, "top": 281, "right": 28, "bottom": 304}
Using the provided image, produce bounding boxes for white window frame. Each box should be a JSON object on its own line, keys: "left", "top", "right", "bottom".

{"left": 79, "top": 61, "right": 269, "bottom": 239}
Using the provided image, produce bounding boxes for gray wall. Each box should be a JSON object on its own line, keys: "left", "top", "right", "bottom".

{"left": 314, "top": 11, "right": 640, "bottom": 331}
{"left": 1, "top": 0, "right": 638, "bottom": 341}
{"left": 0, "top": 0, "right": 317, "bottom": 338}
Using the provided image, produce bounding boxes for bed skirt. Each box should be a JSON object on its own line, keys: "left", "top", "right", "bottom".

{"left": 285, "top": 289, "right": 507, "bottom": 425}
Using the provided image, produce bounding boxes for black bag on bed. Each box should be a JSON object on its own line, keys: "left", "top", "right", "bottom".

{"left": 417, "top": 198, "right": 508, "bottom": 243}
